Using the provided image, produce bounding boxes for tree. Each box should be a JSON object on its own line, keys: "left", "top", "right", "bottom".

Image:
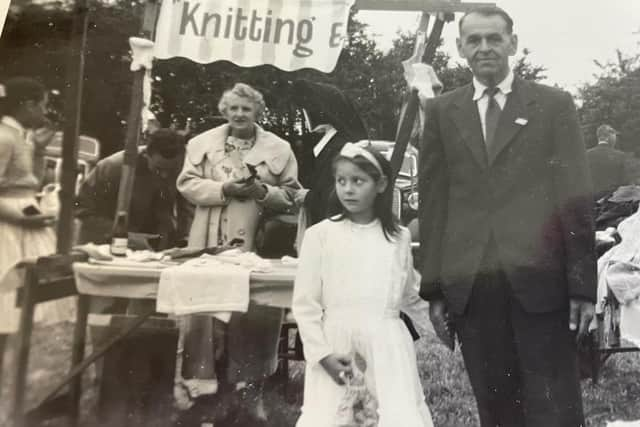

{"left": 0, "top": 0, "right": 141, "bottom": 156}
{"left": 577, "top": 51, "right": 640, "bottom": 152}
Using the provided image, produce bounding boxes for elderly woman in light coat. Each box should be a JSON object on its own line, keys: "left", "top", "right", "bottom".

{"left": 176, "top": 83, "right": 299, "bottom": 422}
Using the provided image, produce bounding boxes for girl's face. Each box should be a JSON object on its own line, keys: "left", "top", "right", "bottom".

{"left": 224, "top": 94, "right": 258, "bottom": 134}
{"left": 335, "top": 158, "right": 387, "bottom": 224}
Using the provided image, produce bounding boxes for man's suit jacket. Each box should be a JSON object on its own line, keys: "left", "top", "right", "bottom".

{"left": 419, "top": 78, "right": 597, "bottom": 314}
{"left": 587, "top": 143, "right": 639, "bottom": 201}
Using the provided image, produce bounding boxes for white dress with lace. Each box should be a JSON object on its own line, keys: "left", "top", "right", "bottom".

{"left": 293, "top": 218, "right": 433, "bottom": 427}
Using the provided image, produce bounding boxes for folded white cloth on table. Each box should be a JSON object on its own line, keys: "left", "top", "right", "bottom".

{"left": 607, "top": 421, "right": 640, "bottom": 426}
{"left": 157, "top": 256, "right": 250, "bottom": 321}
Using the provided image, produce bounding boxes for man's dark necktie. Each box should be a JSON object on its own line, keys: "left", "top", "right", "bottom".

{"left": 484, "top": 87, "right": 502, "bottom": 153}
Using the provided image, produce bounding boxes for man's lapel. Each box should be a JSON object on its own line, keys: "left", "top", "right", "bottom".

{"left": 451, "top": 85, "right": 488, "bottom": 169}
{"left": 488, "top": 78, "right": 534, "bottom": 165}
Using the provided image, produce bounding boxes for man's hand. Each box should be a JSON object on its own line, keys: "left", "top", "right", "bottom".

{"left": 32, "top": 125, "right": 57, "bottom": 151}
{"left": 569, "top": 298, "right": 595, "bottom": 343}
{"left": 19, "top": 213, "right": 56, "bottom": 228}
{"left": 319, "top": 353, "right": 353, "bottom": 386}
{"left": 429, "top": 298, "right": 455, "bottom": 350}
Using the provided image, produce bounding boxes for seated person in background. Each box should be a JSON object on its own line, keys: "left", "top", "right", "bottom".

{"left": 176, "top": 83, "right": 299, "bottom": 423}
{"left": 587, "top": 124, "right": 640, "bottom": 202}
{"left": 75, "top": 128, "right": 192, "bottom": 250}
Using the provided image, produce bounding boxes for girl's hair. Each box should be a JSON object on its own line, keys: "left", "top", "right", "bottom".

{"left": 327, "top": 147, "right": 401, "bottom": 241}
{"left": 217, "top": 83, "right": 266, "bottom": 122}
{"left": 0, "top": 77, "right": 46, "bottom": 117}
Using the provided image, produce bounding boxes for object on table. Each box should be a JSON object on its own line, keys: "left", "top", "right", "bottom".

{"left": 162, "top": 244, "right": 241, "bottom": 260}
{"left": 156, "top": 255, "right": 251, "bottom": 318}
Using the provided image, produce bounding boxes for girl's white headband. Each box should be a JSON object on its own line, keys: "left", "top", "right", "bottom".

{"left": 339, "top": 142, "right": 383, "bottom": 176}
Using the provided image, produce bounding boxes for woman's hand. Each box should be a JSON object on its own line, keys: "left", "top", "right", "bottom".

{"left": 244, "top": 181, "right": 268, "bottom": 200}
{"left": 320, "top": 353, "right": 353, "bottom": 385}
{"left": 19, "top": 213, "right": 56, "bottom": 228}
{"left": 222, "top": 178, "right": 267, "bottom": 200}
{"left": 222, "top": 178, "right": 252, "bottom": 199}
{"left": 294, "top": 189, "right": 309, "bottom": 208}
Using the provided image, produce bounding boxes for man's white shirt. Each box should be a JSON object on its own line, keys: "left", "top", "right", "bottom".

{"left": 472, "top": 71, "right": 514, "bottom": 140}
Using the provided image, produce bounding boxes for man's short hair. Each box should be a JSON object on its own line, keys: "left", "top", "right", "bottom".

{"left": 146, "top": 128, "right": 185, "bottom": 159}
{"left": 459, "top": 6, "right": 514, "bottom": 34}
{"left": 596, "top": 124, "right": 618, "bottom": 141}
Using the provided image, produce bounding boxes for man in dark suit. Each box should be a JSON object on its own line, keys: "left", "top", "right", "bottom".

{"left": 419, "top": 6, "right": 596, "bottom": 426}
{"left": 587, "top": 124, "right": 640, "bottom": 201}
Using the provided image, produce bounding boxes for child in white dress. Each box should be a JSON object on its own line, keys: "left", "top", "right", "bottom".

{"left": 293, "top": 142, "right": 433, "bottom": 427}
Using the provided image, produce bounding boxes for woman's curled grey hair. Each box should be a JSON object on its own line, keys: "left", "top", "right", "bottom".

{"left": 218, "top": 83, "right": 266, "bottom": 122}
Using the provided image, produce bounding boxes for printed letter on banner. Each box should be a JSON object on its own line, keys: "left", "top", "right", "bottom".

{"left": 154, "top": 0, "right": 355, "bottom": 73}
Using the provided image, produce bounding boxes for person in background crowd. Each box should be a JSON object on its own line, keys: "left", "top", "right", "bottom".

{"left": 0, "top": 77, "right": 76, "bottom": 382}
{"left": 176, "top": 82, "right": 299, "bottom": 424}
{"left": 419, "top": 6, "right": 596, "bottom": 426}
{"left": 76, "top": 128, "right": 192, "bottom": 250}
{"left": 587, "top": 124, "right": 640, "bottom": 201}
{"left": 291, "top": 80, "right": 369, "bottom": 227}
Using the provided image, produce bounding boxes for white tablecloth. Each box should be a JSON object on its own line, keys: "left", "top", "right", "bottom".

{"left": 73, "top": 259, "right": 296, "bottom": 309}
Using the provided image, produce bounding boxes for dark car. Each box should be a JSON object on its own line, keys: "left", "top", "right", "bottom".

{"left": 367, "top": 140, "right": 419, "bottom": 226}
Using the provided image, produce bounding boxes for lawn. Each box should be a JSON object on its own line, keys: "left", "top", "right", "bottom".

{"left": 1, "top": 312, "right": 639, "bottom": 427}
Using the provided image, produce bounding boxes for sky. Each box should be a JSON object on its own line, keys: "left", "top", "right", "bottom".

{"left": 359, "top": 0, "right": 640, "bottom": 92}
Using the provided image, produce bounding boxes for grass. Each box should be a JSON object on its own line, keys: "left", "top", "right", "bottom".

{"left": 1, "top": 311, "right": 639, "bottom": 427}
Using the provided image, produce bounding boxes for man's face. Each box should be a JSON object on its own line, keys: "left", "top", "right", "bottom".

{"left": 457, "top": 13, "right": 518, "bottom": 86}
{"left": 146, "top": 152, "right": 181, "bottom": 181}
{"left": 22, "top": 93, "right": 49, "bottom": 129}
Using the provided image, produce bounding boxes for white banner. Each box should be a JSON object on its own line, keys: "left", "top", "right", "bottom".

{"left": 154, "top": 0, "right": 355, "bottom": 73}
{"left": 0, "top": 0, "right": 10, "bottom": 38}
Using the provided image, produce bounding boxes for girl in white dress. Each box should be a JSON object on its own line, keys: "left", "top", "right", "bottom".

{"left": 293, "top": 142, "right": 433, "bottom": 427}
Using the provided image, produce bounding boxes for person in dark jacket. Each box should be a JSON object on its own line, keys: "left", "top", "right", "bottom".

{"left": 420, "top": 7, "right": 596, "bottom": 426}
{"left": 587, "top": 124, "right": 640, "bottom": 201}
{"left": 291, "top": 80, "right": 369, "bottom": 226}
{"left": 76, "top": 128, "right": 192, "bottom": 249}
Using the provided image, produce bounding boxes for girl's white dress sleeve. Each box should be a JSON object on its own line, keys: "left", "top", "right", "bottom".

{"left": 400, "top": 232, "right": 429, "bottom": 334}
{"left": 292, "top": 225, "right": 332, "bottom": 365}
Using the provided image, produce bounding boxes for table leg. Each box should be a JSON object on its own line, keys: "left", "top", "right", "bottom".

{"left": 12, "top": 269, "right": 37, "bottom": 427}
{"left": 69, "top": 294, "right": 90, "bottom": 426}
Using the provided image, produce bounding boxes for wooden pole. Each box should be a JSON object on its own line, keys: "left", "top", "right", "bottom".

{"left": 389, "top": 12, "right": 451, "bottom": 183}
{"left": 114, "top": 0, "right": 159, "bottom": 218}
{"left": 56, "top": 0, "right": 89, "bottom": 254}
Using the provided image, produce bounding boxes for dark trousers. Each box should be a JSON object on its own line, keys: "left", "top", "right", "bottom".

{"left": 182, "top": 303, "right": 284, "bottom": 384}
{"left": 454, "top": 243, "right": 585, "bottom": 427}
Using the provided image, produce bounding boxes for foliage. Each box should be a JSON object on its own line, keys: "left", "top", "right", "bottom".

{"left": 0, "top": 0, "right": 140, "bottom": 156}
{"left": 577, "top": 51, "right": 640, "bottom": 152}
{"left": 0, "top": 3, "right": 548, "bottom": 154}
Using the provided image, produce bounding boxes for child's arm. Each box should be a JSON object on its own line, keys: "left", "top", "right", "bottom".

{"left": 292, "top": 226, "right": 333, "bottom": 366}
{"left": 400, "top": 232, "right": 431, "bottom": 336}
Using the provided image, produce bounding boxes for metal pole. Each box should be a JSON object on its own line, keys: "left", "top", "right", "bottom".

{"left": 56, "top": 0, "right": 89, "bottom": 254}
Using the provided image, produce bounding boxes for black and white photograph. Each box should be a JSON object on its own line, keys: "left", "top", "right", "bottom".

{"left": 0, "top": 0, "right": 639, "bottom": 426}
